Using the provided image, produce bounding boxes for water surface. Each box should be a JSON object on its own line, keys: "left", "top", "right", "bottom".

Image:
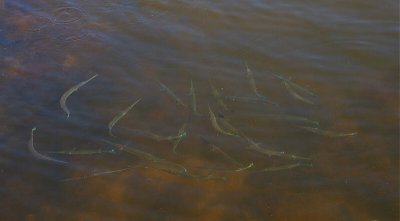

{"left": 0, "top": 0, "right": 398, "bottom": 220}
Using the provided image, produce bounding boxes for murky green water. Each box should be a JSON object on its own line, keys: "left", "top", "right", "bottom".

{"left": 0, "top": 0, "right": 398, "bottom": 220}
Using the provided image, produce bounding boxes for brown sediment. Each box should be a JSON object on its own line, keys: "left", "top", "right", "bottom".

{"left": 62, "top": 53, "right": 78, "bottom": 69}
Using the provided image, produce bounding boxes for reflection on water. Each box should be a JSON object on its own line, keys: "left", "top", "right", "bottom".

{"left": 0, "top": 0, "right": 398, "bottom": 220}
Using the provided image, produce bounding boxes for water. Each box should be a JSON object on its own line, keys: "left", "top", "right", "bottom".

{"left": 0, "top": 0, "right": 398, "bottom": 220}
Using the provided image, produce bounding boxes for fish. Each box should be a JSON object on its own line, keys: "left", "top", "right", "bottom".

{"left": 299, "top": 126, "right": 358, "bottom": 137}
{"left": 223, "top": 95, "right": 278, "bottom": 106}
{"left": 172, "top": 124, "right": 187, "bottom": 154}
{"left": 266, "top": 114, "right": 320, "bottom": 127}
{"left": 245, "top": 62, "right": 264, "bottom": 98}
{"left": 208, "top": 105, "right": 237, "bottom": 137}
{"left": 60, "top": 164, "right": 143, "bottom": 182}
{"left": 104, "top": 141, "right": 189, "bottom": 177}
{"left": 188, "top": 79, "right": 201, "bottom": 116}
{"left": 151, "top": 131, "right": 187, "bottom": 142}
{"left": 45, "top": 148, "right": 116, "bottom": 155}
{"left": 104, "top": 140, "right": 187, "bottom": 173}
{"left": 119, "top": 127, "right": 186, "bottom": 142}
{"left": 217, "top": 116, "right": 242, "bottom": 137}
{"left": 210, "top": 144, "right": 243, "bottom": 167}
{"left": 256, "top": 162, "right": 313, "bottom": 173}
{"left": 273, "top": 73, "right": 316, "bottom": 97}
{"left": 235, "top": 162, "right": 255, "bottom": 172}
{"left": 208, "top": 80, "right": 229, "bottom": 111}
{"left": 212, "top": 145, "right": 254, "bottom": 172}
{"left": 191, "top": 174, "right": 227, "bottom": 181}
{"left": 149, "top": 160, "right": 188, "bottom": 176}
{"left": 245, "top": 136, "right": 311, "bottom": 160}
{"left": 283, "top": 81, "right": 315, "bottom": 105}
{"left": 147, "top": 161, "right": 225, "bottom": 180}
{"left": 158, "top": 80, "right": 186, "bottom": 107}
{"left": 164, "top": 162, "right": 226, "bottom": 180}
{"left": 108, "top": 98, "right": 142, "bottom": 137}
{"left": 104, "top": 140, "right": 163, "bottom": 162}
{"left": 60, "top": 74, "right": 98, "bottom": 118}
{"left": 28, "top": 127, "right": 68, "bottom": 164}
{"left": 273, "top": 73, "right": 316, "bottom": 104}
{"left": 201, "top": 136, "right": 253, "bottom": 172}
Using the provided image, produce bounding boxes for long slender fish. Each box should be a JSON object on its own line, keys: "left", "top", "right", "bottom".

{"left": 103, "top": 140, "right": 164, "bottom": 162}
{"left": 299, "top": 126, "right": 357, "bottom": 137}
{"left": 245, "top": 136, "right": 311, "bottom": 160}
{"left": 208, "top": 105, "right": 237, "bottom": 136}
{"left": 60, "top": 74, "right": 98, "bottom": 118}
{"left": 245, "top": 62, "right": 265, "bottom": 98}
{"left": 224, "top": 95, "right": 278, "bottom": 106}
{"left": 146, "top": 160, "right": 225, "bottom": 180}
{"left": 188, "top": 80, "right": 200, "bottom": 116}
{"left": 108, "top": 98, "right": 142, "bottom": 137}
{"left": 200, "top": 135, "right": 251, "bottom": 171}
{"left": 208, "top": 80, "right": 229, "bottom": 111}
{"left": 210, "top": 144, "right": 242, "bottom": 167}
{"left": 283, "top": 81, "right": 315, "bottom": 105}
{"left": 254, "top": 162, "right": 312, "bottom": 173}
{"left": 218, "top": 117, "right": 242, "bottom": 137}
{"left": 210, "top": 144, "right": 254, "bottom": 172}
{"left": 172, "top": 124, "right": 187, "bottom": 154}
{"left": 120, "top": 127, "right": 186, "bottom": 142}
{"left": 273, "top": 73, "right": 316, "bottom": 96}
{"left": 148, "top": 160, "right": 188, "bottom": 176}
{"left": 104, "top": 140, "right": 188, "bottom": 174}
{"left": 158, "top": 80, "right": 186, "bottom": 107}
{"left": 266, "top": 114, "right": 320, "bottom": 127}
{"left": 45, "top": 148, "right": 116, "bottom": 155}
{"left": 159, "top": 164, "right": 226, "bottom": 180}
{"left": 60, "top": 165, "right": 142, "bottom": 182}
{"left": 152, "top": 131, "right": 187, "bottom": 142}
{"left": 29, "top": 127, "right": 68, "bottom": 164}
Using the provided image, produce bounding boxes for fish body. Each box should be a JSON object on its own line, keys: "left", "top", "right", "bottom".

{"left": 235, "top": 162, "right": 254, "bottom": 172}
{"left": 46, "top": 148, "right": 116, "bottom": 155}
{"left": 273, "top": 73, "right": 316, "bottom": 104}
{"left": 161, "top": 166, "right": 226, "bottom": 180}
{"left": 273, "top": 73, "right": 316, "bottom": 97}
{"left": 209, "top": 80, "right": 229, "bottom": 111}
{"left": 103, "top": 140, "right": 162, "bottom": 162}
{"left": 245, "top": 137, "right": 285, "bottom": 158}
{"left": 149, "top": 160, "right": 188, "bottom": 176}
{"left": 152, "top": 132, "right": 187, "bottom": 142}
{"left": 188, "top": 80, "right": 200, "bottom": 116}
{"left": 29, "top": 127, "right": 68, "bottom": 164}
{"left": 208, "top": 105, "right": 237, "bottom": 136}
{"left": 283, "top": 81, "right": 315, "bottom": 105}
{"left": 266, "top": 114, "right": 320, "bottom": 127}
{"left": 299, "top": 126, "right": 357, "bottom": 137}
{"left": 108, "top": 98, "right": 142, "bottom": 137}
{"left": 60, "top": 74, "right": 98, "bottom": 118}
{"left": 158, "top": 80, "right": 186, "bottom": 107}
{"left": 211, "top": 144, "right": 242, "bottom": 167}
{"left": 60, "top": 165, "right": 142, "bottom": 182}
{"left": 257, "top": 162, "right": 312, "bottom": 172}
{"left": 172, "top": 124, "right": 187, "bottom": 154}
{"left": 224, "top": 95, "right": 278, "bottom": 106}
{"left": 245, "top": 136, "right": 311, "bottom": 160}
{"left": 104, "top": 141, "right": 188, "bottom": 176}
{"left": 120, "top": 128, "right": 186, "bottom": 142}
{"left": 245, "top": 62, "right": 264, "bottom": 98}
{"left": 218, "top": 117, "right": 241, "bottom": 136}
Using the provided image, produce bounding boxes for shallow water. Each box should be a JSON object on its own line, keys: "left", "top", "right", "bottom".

{"left": 0, "top": 0, "right": 398, "bottom": 220}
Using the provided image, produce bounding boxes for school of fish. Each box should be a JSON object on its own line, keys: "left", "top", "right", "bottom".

{"left": 28, "top": 64, "right": 357, "bottom": 182}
